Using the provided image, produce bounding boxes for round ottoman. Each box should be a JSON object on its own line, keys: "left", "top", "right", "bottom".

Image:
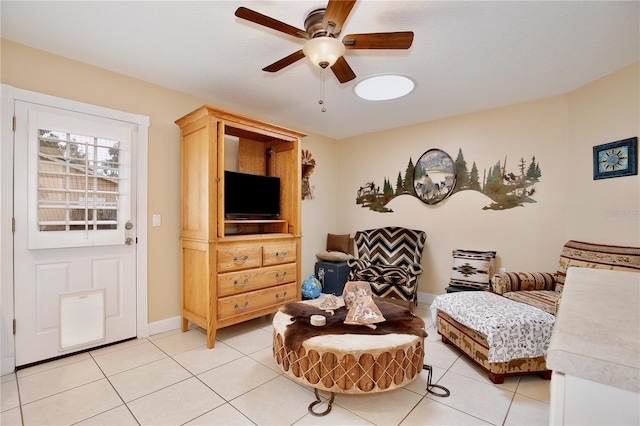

{"left": 272, "top": 301, "right": 425, "bottom": 414}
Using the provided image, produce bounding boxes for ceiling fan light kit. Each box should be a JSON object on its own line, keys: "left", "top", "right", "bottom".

{"left": 235, "top": 0, "right": 414, "bottom": 84}
{"left": 302, "top": 36, "right": 345, "bottom": 69}
{"left": 355, "top": 75, "right": 415, "bottom": 101}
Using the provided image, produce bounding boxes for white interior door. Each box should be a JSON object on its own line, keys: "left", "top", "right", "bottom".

{"left": 14, "top": 100, "right": 138, "bottom": 366}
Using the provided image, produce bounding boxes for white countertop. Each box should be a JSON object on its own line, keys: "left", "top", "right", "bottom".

{"left": 546, "top": 268, "right": 640, "bottom": 393}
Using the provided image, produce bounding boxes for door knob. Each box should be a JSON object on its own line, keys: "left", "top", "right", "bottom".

{"left": 125, "top": 237, "right": 134, "bottom": 245}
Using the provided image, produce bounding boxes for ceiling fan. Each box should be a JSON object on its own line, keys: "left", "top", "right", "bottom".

{"left": 235, "top": 0, "right": 414, "bottom": 83}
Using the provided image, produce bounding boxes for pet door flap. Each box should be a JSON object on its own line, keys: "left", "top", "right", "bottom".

{"left": 59, "top": 289, "right": 106, "bottom": 351}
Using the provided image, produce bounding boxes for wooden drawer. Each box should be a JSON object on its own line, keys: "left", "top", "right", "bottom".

{"left": 262, "top": 242, "right": 297, "bottom": 266}
{"left": 217, "top": 245, "right": 262, "bottom": 272}
{"left": 218, "top": 282, "right": 297, "bottom": 320}
{"left": 217, "top": 263, "right": 297, "bottom": 297}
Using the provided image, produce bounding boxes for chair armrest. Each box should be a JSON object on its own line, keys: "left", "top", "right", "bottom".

{"left": 491, "top": 272, "right": 557, "bottom": 295}
{"left": 407, "top": 263, "right": 423, "bottom": 275}
{"left": 347, "top": 258, "right": 370, "bottom": 271}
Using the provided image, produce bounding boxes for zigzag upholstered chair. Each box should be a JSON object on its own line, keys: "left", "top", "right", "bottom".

{"left": 347, "top": 227, "right": 427, "bottom": 311}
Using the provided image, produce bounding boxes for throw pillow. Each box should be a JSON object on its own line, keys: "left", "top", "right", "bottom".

{"left": 326, "top": 233, "right": 353, "bottom": 254}
{"left": 315, "top": 250, "right": 354, "bottom": 262}
{"left": 449, "top": 249, "right": 496, "bottom": 290}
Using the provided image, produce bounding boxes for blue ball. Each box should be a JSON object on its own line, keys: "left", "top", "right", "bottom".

{"left": 302, "top": 275, "right": 322, "bottom": 299}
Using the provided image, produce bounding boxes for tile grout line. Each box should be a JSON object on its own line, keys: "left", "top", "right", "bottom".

{"left": 13, "top": 372, "right": 26, "bottom": 426}
{"left": 8, "top": 310, "right": 552, "bottom": 426}
{"left": 87, "top": 349, "right": 142, "bottom": 426}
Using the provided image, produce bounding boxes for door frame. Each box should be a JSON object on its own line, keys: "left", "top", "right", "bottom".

{"left": 0, "top": 84, "right": 149, "bottom": 374}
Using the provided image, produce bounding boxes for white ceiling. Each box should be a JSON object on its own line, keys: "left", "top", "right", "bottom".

{"left": 2, "top": 1, "right": 638, "bottom": 139}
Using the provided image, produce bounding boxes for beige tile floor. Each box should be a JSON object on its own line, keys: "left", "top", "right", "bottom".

{"left": 0, "top": 305, "right": 551, "bottom": 425}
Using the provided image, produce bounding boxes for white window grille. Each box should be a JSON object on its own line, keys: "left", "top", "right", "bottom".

{"left": 37, "top": 129, "right": 122, "bottom": 232}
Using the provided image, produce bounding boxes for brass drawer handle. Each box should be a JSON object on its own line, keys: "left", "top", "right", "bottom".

{"left": 233, "top": 278, "right": 249, "bottom": 287}
{"left": 275, "top": 271, "right": 287, "bottom": 280}
{"left": 233, "top": 255, "right": 249, "bottom": 264}
{"left": 234, "top": 301, "right": 249, "bottom": 311}
{"left": 275, "top": 291, "right": 287, "bottom": 300}
{"left": 276, "top": 251, "right": 288, "bottom": 259}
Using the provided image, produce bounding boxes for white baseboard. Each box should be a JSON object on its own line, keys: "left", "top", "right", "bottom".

{"left": 1, "top": 355, "right": 15, "bottom": 375}
{"left": 148, "top": 315, "right": 182, "bottom": 336}
{"left": 148, "top": 294, "right": 440, "bottom": 337}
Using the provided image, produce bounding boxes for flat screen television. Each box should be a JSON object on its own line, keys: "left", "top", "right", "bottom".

{"left": 224, "top": 170, "right": 280, "bottom": 219}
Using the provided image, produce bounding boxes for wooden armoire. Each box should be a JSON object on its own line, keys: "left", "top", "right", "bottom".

{"left": 175, "top": 106, "right": 305, "bottom": 348}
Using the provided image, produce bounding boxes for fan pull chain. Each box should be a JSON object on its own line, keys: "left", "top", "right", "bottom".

{"left": 319, "top": 68, "right": 326, "bottom": 113}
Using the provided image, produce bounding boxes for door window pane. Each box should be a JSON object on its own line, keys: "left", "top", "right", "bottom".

{"left": 38, "top": 130, "right": 121, "bottom": 232}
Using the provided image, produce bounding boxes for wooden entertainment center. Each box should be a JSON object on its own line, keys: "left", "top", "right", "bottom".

{"left": 175, "top": 106, "right": 306, "bottom": 348}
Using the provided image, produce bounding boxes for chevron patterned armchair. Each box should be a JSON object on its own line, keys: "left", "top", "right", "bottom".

{"left": 347, "top": 227, "right": 427, "bottom": 311}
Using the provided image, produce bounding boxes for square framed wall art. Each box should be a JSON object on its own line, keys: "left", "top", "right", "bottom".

{"left": 593, "top": 137, "right": 637, "bottom": 180}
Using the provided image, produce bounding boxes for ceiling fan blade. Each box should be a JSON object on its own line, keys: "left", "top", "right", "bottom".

{"left": 343, "top": 32, "right": 414, "bottom": 49}
{"left": 235, "top": 7, "right": 308, "bottom": 39}
{"left": 262, "top": 50, "right": 306, "bottom": 72}
{"left": 330, "top": 56, "right": 356, "bottom": 83}
{"left": 322, "top": 0, "right": 357, "bottom": 36}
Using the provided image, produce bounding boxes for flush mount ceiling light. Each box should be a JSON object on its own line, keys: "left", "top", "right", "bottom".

{"left": 355, "top": 75, "right": 415, "bottom": 101}
{"left": 302, "top": 36, "right": 345, "bottom": 69}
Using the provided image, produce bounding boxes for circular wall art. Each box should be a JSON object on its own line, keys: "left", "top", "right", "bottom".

{"left": 413, "top": 149, "right": 456, "bottom": 204}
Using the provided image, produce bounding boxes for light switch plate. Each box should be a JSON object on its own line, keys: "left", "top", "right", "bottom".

{"left": 152, "top": 214, "right": 161, "bottom": 227}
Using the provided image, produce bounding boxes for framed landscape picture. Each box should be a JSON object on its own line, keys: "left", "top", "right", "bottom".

{"left": 593, "top": 137, "right": 637, "bottom": 180}
{"left": 413, "top": 149, "right": 456, "bottom": 204}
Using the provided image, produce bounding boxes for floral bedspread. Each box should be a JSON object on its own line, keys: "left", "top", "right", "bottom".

{"left": 430, "top": 292, "right": 555, "bottom": 363}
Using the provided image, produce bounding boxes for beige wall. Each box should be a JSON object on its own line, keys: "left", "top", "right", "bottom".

{"left": 1, "top": 39, "right": 203, "bottom": 322}
{"left": 2, "top": 38, "right": 638, "bottom": 322}
{"left": 300, "top": 134, "right": 340, "bottom": 279}
{"left": 566, "top": 63, "right": 640, "bottom": 245}
{"left": 336, "top": 62, "right": 639, "bottom": 295}
{"left": 336, "top": 96, "right": 571, "bottom": 294}
{"left": 1, "top": 39, "right": 335, "bottom": 323}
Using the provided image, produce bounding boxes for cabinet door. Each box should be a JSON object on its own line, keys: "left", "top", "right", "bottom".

{"left": 263, "top": 242, "right": 297, "bottom": 266}
{"left": 180, "top": 115, "right": 217, "bottom": 241}
{"left": 267, "top": 141, "right": 300, "bottom": 234}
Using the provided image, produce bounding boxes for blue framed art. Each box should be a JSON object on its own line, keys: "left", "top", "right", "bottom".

{"left": 593, "top": 137, "right": 637, "bottom": 180}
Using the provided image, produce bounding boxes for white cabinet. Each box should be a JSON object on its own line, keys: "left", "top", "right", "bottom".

{"left": 547, "top": 268, "right": 640, "bottom": 425}
{"left": 550, "top": 372, "right": 639, "bottom": 425}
